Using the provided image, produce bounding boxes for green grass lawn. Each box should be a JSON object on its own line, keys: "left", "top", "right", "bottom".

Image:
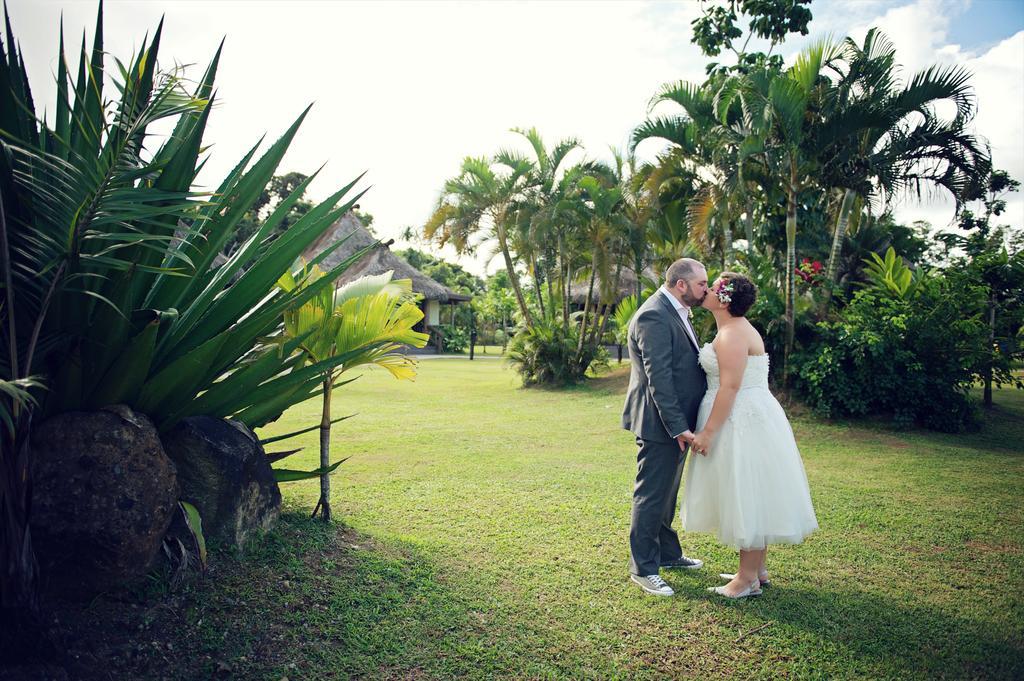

{"left": 93, "top": 360, "right": 1024, "bottom": 679}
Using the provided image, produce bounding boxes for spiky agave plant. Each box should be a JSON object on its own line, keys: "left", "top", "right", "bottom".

{"left": 0, "top": 3, "right": 375, "bottom": 650}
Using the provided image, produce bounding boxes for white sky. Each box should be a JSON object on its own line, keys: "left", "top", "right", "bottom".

{"left": 7, "top": 0, "right": 1023, "bottom": 275}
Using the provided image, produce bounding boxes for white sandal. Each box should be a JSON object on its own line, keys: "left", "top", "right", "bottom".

{"left": 719, "top": 572, "right": 770, "bottom": 587}
{"left": 707, "top": 579, "right": 762, "bottom": 599}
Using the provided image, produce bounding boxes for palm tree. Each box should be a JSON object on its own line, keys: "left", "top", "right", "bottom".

{"left": 278, "top": 269, "right": 429, "bottom": 522}
{"left": 573, "top": 175, "right": 627, "bottom": 362}
{"left": 718, "top": 40, "right": 841, "bottom": 381}
{"left": 425, "top": 154, "right": 535, "bottom": 329}
{"left": 642, "top": 149, "right": 703, "bottom": 277}
{"left": 601, "top": 148, "right": 661, "bottom": 301}
{"left": 632, "top": 78, "right": 760, "bottom": 270}
{"left": 509, "top": 127, "right": 584, "bottom": 319}
{"left": 816, "top": 29, "right": 990, "bottom": 308}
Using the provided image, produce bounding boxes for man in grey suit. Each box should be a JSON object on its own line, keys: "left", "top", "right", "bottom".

{"left": 622, "top": 258, "right": 709, "bottom": 596}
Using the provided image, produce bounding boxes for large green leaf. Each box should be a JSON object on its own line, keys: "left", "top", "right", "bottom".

{"left": 161, "top": 106, "right": 315, "bottom": 317}
{"left": 134, "top": 333, "right": 228, "bottom": 415}
{"left": 273, "top": 457, "right": 349, "bottom": 483}
{"left": 178, "top": 500, "right": 207, "bottom": 569}
{"left": 160, "top": 332, "right": 313, "bottom": 427}
{"left": 88, "top": 318, "right": 159, "bottom": 408}
{"left": 196, "top": 240, "right": 377, "bottom": 382}
{"left": 156, "top": 181, "right": 366, "bottom": 365}
{"left": 258, "top": 413, "right": 356, "bottom": 445}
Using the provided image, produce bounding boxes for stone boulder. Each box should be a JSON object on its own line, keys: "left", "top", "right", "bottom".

{"left": 31, "top": 405, "right": 179, "bottom": 595}
{"left": 161, "top": 416, "right": 281, "bottom": 548}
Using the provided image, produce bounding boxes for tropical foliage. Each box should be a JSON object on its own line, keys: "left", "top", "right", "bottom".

{"left": 0, "top": 4, "right": 400, "bottom": 647}
{"left": 276, "top": 269, "right": 428, "bottom": 520}
{"left": 425, "top": 129, "right": 646, "bottom": 384}
{"left": 419, "top": 0, "right": 1016, "bottom": 420}
{"left": 791, "top": 271, "right": 989, "bottom": 432}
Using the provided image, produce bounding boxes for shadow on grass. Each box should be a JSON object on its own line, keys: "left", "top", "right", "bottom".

{"left": 672, "top": 577, "right": 1023, "bottom": 679}
{"left": 39, "top": 512, "right": 472, "bottom": 681}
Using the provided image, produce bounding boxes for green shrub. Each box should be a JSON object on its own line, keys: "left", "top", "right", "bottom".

{"left": 438, "top": 324, "right": 470, "bottom": 353}
{"left": 792, "top": 274, "right": 988, "bottom": 432}
{"left": 507, "top": 320, "right": 608, "bottom": 386}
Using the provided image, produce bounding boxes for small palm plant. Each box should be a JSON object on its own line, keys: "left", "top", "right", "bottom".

{"left": 276, "top": 268, "right": 428, "bottom": 521}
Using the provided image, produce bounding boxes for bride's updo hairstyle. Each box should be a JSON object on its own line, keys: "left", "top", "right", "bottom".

{"left": 718, "top": 272, "right": 757, "bottom": 317}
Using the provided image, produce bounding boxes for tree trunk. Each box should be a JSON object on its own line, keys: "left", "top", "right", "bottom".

{"left": 744, "top": 198, "right": 754, "bottom": 251}
{"left": 564, "top": 261, "right": 574, "bottom": 335}
{"left": 723, "top": 220, "right": 734, "bottom": 267}
{"left": 782, "top": 164, "right": 798, "bottom": 391}
{"left": 558, "top": 234, "right": 569, "bottom": 332}
{"left": 634, "top": 254, "right": 644, "bottom": 301}
{"left": 545, "top": 261, "right": 555, "bottom": 325}
{"left": 494, "top": 218, "right": 533, "bottom": 329}
{"left": 501, "top": 310, "right": 507, "bottom": 351}
{"left": 593, "top": 261, "right": 623, "bottom": 351}
{"left": 822, "top": 188, "right": 856, "bottom": 313}
{"left": 576, "top": 252, "right": 598, "bottom": 361}
{"left": 315, "top": 378, "right": 333, "bottom": 523}
{"left": 530, "top": 252, "right": 546, "bottom": 320}
{"left": 783, "top": 182, "right": 798, "bottom": 389}
{"left": 984, "top": 294, "right": 995, "bottom": 407}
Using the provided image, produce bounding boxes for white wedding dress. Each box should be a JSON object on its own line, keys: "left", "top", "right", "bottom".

{"left": 682, "top": 343, "right": 818, "bottom": 550}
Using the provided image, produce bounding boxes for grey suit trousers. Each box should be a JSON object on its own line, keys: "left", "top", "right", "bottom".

{"left": 628, "top": 436, "right": 686, "bottom": 576}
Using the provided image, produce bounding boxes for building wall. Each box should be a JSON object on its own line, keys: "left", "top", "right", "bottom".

{"left": 426, "top": 299, "right": 440, "bottom": 326}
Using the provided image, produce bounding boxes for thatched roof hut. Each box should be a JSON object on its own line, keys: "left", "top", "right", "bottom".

{"left": 568, "top": 266, "right": 657, "bottom": 305}
{"left": 301, "top": 212, "right": 470, "bottom": 303}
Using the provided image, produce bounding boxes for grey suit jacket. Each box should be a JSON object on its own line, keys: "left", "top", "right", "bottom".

{"left": 621, "top": 291, "right": 708, "bottom": 443}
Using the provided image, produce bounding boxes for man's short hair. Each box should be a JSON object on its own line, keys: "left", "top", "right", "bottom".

{"left": 666, "top": 258, "right": 704, "bottom": 287}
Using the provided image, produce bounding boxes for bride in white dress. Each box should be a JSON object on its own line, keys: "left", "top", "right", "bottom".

{"left": 683, "top": 272, "right": 818, "bottom": 599}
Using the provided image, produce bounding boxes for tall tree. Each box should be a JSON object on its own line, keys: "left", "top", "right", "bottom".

{"left": 692, "top": 0, "right": 813, "bottom": 75}
{"left": 816, "top": 29, "right": 990, "bottom": 308}
{"left": 508, "top": 127, "right": 588, "bottom": 322}
{"left": 718, "top": 40, "right": 841, "bottom": 382}
{"left": 425, "top": 154, "right": 535, "bottom": 328}
{"left": 633, "top": 77, "right": 765, "bottom": 270}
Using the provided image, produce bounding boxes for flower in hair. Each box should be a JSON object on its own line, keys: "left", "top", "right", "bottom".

{"left": 715, "top": 280, "right": 734, "bottom": 305}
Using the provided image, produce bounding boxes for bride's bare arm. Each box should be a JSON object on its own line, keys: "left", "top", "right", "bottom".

{"left": 692, "top": 331, "right": 748, "bottom": 454}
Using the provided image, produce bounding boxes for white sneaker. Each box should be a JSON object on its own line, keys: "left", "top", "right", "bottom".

{"left": 631, "top": 574, "right": 674, "bottom": 596}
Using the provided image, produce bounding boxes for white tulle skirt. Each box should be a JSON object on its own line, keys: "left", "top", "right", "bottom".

{"left": 682, "top": 386, "right": 818, "bottom": 550}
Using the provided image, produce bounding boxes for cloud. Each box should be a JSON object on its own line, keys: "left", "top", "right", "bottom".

{"left": 877, "top": 27, "right": 1024, "bottom": 232}
{"left": 795, "top": 1, "right": 1022, "bottom": 232}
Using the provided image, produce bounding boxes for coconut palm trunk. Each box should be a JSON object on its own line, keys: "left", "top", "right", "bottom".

{"left": 783, "top": 177, "right": 798, "bottom": 388}
{"left": 822, "top": 188, "right": 857, "bottom": 312}
{"left": 984, "top": 293, "right": 996, "bottom": 407}
{"left": 544, "top": 263, "right": 555, "bottom": 323}
{"left": 529, "top": 252, "right": 546, "bottom": 320}
{"left": 782, "top": 188, "right": 798, "bottom": 387}
{"left": 577, "top": 252, "right": 598, "bottom": 359}
{"left": 495, "top": 219, "right": 533, "bottom": 329}
{"left": 563, "top": 262, "right": 573, "bottom": 333}
{"left": 723, "top": 220, "right": 734, "bottom": 266}
{"left": 745, "top": 198, "right": 754, "bottom": 250}
{"left": 593, "top": 260, "right": 623, "bottom": 350}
